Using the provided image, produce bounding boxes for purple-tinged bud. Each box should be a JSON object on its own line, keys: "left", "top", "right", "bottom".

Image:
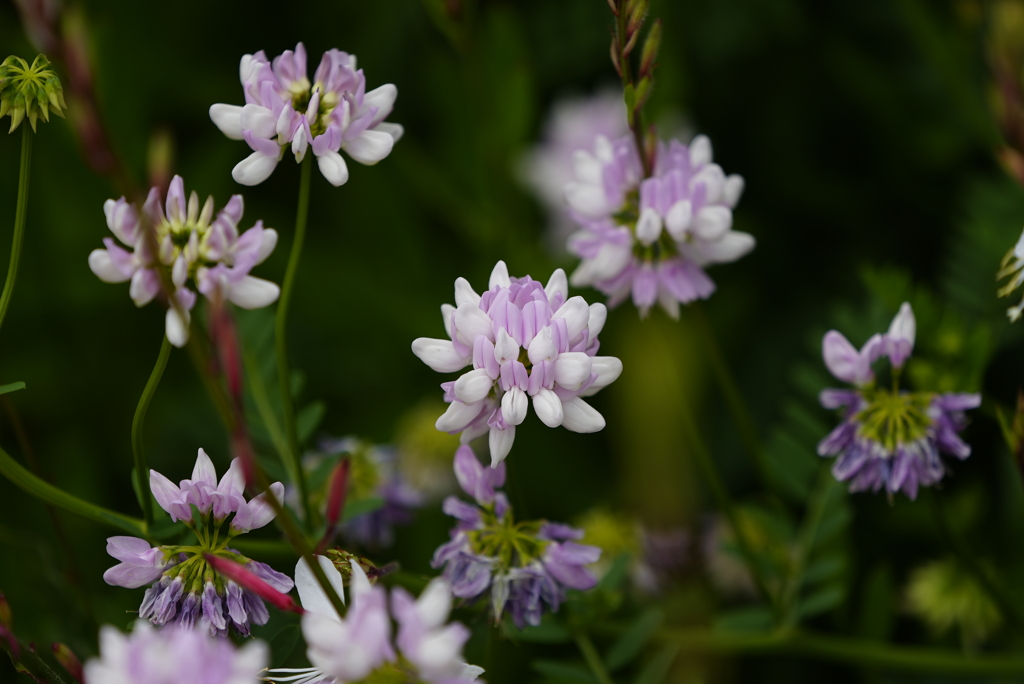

{"left": 885, "top": 302, "right": 916, "bottom": 369}
{"left": 204, "top": 555, "right": 304, "bottom": 615}
{"left": 52, "top": 643, "right": 84, "bottom": 684}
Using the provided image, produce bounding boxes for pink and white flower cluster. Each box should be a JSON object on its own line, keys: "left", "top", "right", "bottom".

{"left": 88, "top": 176, "right": 279, "bottom": 347}
{"left": 412, "top": 261, "right": 623, "bottom": 466}
{"left": 566, "top": 134, "right": 754, "bottom": 317}
{"left": 210, "top": 42, "right": 402, "bottom": 187}
{"left": 266, "top": 557, "right": 483, "bottom": 684}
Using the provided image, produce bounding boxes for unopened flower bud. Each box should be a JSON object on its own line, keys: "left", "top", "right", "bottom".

{"left": 0, "top": 54, "right": 66, "bottom": 133}
{"left": 52, "top": 643, "right": 84, "bottom": 684}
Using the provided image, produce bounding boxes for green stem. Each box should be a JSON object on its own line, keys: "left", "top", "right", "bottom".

{"left": 0, "top": 125, "right": 33, "bottom": 334}
{"left": 636, "top": 626, "right": 1024, "bottom": 676}
{"left": 928, "top": 492, "right": 1024, "bottom": 629}
{"left": 240, "top": 339, "right": 291, "bottom": 476}
{"left": 678, "top": 402, "right": 778, "bottom": 615}
{"left": 574, "top": 631, "right": 614, "bottom": 684}
{"left": 690, "top": 303, "right": 774, "bottom": 491}
{"left": 131, "top": 336, "right": 172, "bottom": 529}
{"left": 276, "top": 154, "right": 313, "bottom": 529}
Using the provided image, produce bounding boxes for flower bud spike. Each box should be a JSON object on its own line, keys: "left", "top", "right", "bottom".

{"left": 52, "top": 643, "right": 84, "bottom": 684}
{"left": 316, "top": 457, "right": 352, "bottom": 554}
{"left": 204, "top": 554, "right": 305, "bottom": 615}
{"left": 639, "top": 19, "right": 662, "bottom": 80}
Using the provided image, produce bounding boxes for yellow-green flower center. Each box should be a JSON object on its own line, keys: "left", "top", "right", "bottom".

{"left": 855, "top": 389, "right": 933, "bottom": 454}
{"left": 0, "top": 54, "right": 66, "bottom": 132}
{"left": 466, "top": 505, "right": 547, "bottom": 567}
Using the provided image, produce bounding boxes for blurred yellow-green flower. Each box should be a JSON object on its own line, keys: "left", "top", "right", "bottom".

{"left": 0, "top": 54, "right": 66, "bottom": 133}
{"left": 906, "top": 558, "right": 1002, "bottom": 647}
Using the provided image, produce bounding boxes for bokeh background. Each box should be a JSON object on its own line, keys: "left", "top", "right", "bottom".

{"left": 2, "top": 0, "right": 1024, "bottom": 682}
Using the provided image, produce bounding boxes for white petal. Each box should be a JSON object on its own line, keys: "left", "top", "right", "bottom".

{"left": 295, "top": 556, "right": 346, "bottom": 617}
{"left": 454, "top": 277, "right": 481, "bottom": 307}
{"left": 569, "top": 242, "right": 632, "bottom": 286}
{"left": 454, "top": 302, "right": 494, "bottom": 345}
{"left": 635, "top": 207, "right": 662, "bottom": 246}
{"left": 436, "top": 400, "right": 485, "bottom": 433}
{"left": 588, "top": 303, "right": 608, "bottom": 339}
{"left": 532, "top": 388, "right": 564, "bottom": 428}
{"left": 686, "top": 231, "right": 755, "bottom": 265}
{"left": 554, "top": 352, "right": 592, "bottom": 389}
{"left": 228, "top": 276, "right": 280, "bottom": 309}
{"left": 572, "top": 150, "right": 603, "bottom": 185}
{"left": 552, "top": 296, "right": 590, "bottom": 340}
{"left": 560, "top": 397, "right": 606, "bottom": 433}
{"left": 489, "top": 261, "right": 511, "bottom": 290}
{"left": 580, "top": 356, "right": 623, "bottom": 396}
{"left": 415, "top": 578, "right": 452, "bottom": 628}
{"left": 165, "top": 306, "right": 190, "bottom": 348}
{"left": 665, "top": 200, "right": 692, "bottom": 240}
{"left": 888, "top": 302, "right": 916, "bottom": 347}
{"left": 209, "top": 103, "right": 244, "bottom": 140}
{"left": 501, "top": 387, "right": 528, "bottom": 426}
{"left": 374, "top": 122, "right": 404, "bottom": 142}
{"left": 232, "top": 151, "right": 280, "bottom": 186}
{"left": 494, "top": 328, "right": 519, "bottom": 365}
{"left": 565, "top": 182, "right": 609, "bottom": 218}
{"left": 723, "top": 174, "right": 745, "bottom": 208}
{"left": 88, "top": 249, "right": 130, "bottom": 283}
{"left": 256, "top": 228, "right": 278, "bottom": 264}
{"left": 544, "top": 268, "right": 568, "bottom": 306}
{"left": 441, "top": 303, "right": 456, "bottom": 338}
{"left": 412, "top": 338, "right": 471, "bottom": 373}
{"left": 689, "top": 134, "right": 712, "bottom": 167}
{"left": 454, "top": 368, "right": 494, "bottom": 404}
{"left": 342, "top": 129, "right": 395, "bottom": 165}
{"left": 691, "top": 163, "right": 725, "bottom": 204}
{"left": 526, "top": 326, "right": 556, "bottom": 364}
{"left": 191, "top": 448, "right": 217, "bottom": 486}
{"left": 693, "top": 206, "right": 732, "bottom": 241}
{"left": 240, "top": 104, "right": 278, "bottom": 139}
{"left": 317, "top": 150, "right": 350, "bottom": 186}
{"left": 488, "top": 425, "right": 516, "bottom": 467}
{"left": 363, "top": 84, "right": 397, "bottom": 122}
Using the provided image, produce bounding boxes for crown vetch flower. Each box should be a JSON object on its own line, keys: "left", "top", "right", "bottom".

{"left": 997, "top": 225, "right": 1024, "bottom": 321}
{"left": 88, "top": 175, "right": 279, "bottom": 347}
{"left": 210, "top": 42, "right": 403, "bottom": 186}
{"left": 818, "top": 303, "right": 981, "bottom": 500}
{"left": 268, "top": 556, "right": 483, "bottom": 684}
{"left": 102, "top": 449, "right": 293, "bottom": 636}
{"left": 411, "top": 260, "right": 623, "bottom": 466}
{"left": 565, "top": 134, "right": 753, "bottom": 317}
{"left": 0, "top": 54, "right": 65, "bottom": 132}
{"left": 431, "top": 446, "right": 601, "bottom": 628}
{"left": 83, "top": 621, "right": 267, "bottom": 684}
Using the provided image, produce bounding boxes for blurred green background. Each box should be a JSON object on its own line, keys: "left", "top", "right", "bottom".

{"left": 2, "top": 0, "right": 1024, "bottom": 682}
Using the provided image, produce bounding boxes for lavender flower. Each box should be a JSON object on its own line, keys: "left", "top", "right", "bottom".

{"left": 88, "top": 175, "right": 279, "bottom": 347}
{"left": 518, "top": 89, "right": 628, "bottom": 253}
{"left": 267, "top": 556, "right": 483, "bottom": 684}
{"left": 83, "top": 621, "right": 267, "bottom": 684}
{"left": 103, "top": 449, "right": 293, "bottom": 636}
{"left": 818, "top": 303, "right": 980, "bottom": 500}
{"left": 209, "top": 43, "right": 402, "bottom": 186}
{"left": 431, "top": 446, "right": 600, "bottom": 628}
{"left": 411, "top": 260, "right": 623, "bottom": 466}
{"left": 565, "top": 134, "right": 753, "bottom": 317}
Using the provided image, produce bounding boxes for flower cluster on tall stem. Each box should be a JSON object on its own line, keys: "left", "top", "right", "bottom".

{"left": 102, "top": 449, "right": 293, "bottom": 636}
{"left": 412, "top": 261, "right": 622, "bottom": 466}
{"left": 818, "top": 303, "right": 981, "bottom": 499}
{"left": 432, "top": 446, "right": 601, "bottom": 628}
{"left": 88, "top": 175, "right": 280, "bottom": 347}
{"left": 210, "top": 42, "right": 402, "bottom": 186}
{"left": 266, "top": 554, "right": 484, "bottom": 684}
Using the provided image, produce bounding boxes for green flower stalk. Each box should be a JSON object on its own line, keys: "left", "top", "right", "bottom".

{"left": 0, "top": 54, "right": 66, "bottom": 133}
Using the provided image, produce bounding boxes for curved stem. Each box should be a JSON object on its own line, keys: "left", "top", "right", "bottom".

{"left": 0, "top": 126, "right": 33, "bottom": 334}
{"left": 131, "top": 336, "right": 172, "bottom": 530}
{"left": 574, "top": 631, "right": 614, "bottom": 684}
{"left": 276, "top": 154, "right": 313, "bottom": 529}
{"left": 690, "top": 303, "right": 774, "bottom": 491}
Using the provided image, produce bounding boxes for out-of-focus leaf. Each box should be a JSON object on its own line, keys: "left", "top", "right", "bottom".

{"left": 508, "top": 617, "right": 572, "bottom": 644}
{"left": 713, "top": 606, "right": 774, "bottom": 633}
{"left": 796, "top": 584, "right": 845, "bottom": 621}
{"left": 598, "top": 553, "right": 632, "bottom": 593}
{"left": 631, "top": 643, "right": 679, "bottom": 684}
{"left": 532, "top": 660, "right": 596, "bottom": 684}
{"left": 857, "top": 563, "right": 896, "bottom": 641}
{"left": 606, "top": 607, "right": 663, "bottom": 670}
{"left": 0, "top": 382, "right": 25, "bottom": 396}
{"left": 297, "top": 401, "right": 326, "bottom": 444}
{"left": 268, "top": 624, "right": 301, "bottom": 667}
{"left": 344, "top": 496, "right": 384, "bottom": 520}
{"left": 790, "top": 474, "right": 851, "bottom": 624}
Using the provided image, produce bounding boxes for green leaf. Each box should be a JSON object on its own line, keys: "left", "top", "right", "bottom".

{"left": 632, "top": 643, "right": 679, "bottom": 684}
{"left": 0, "top": 446, "right": 146, "bottom": 536}
{"left": 857, "top": 563, "right": 896, "bottom": 642}
{"left": 344, "top": 496, "right": 384, "bottom": 520}
{"left": 801, "top": 554, "right": 845, "bottom": 585}
{"left": 796, "top": 584, "right": 845, "bottom": 620}
{"left": 297, "top": 401, "right": 326, "bottom": 444}
{"left": 509, "top": 617, "right": 572, "bottom": 643}
{"left": 713, "top": 607, "right": 774, "bottom": 633}
{"left": 0, "top": 381, "right": 25, "bottom": 395}
{"left": 532, "top": 660, "right": 597, "bottom": 684}
{"left": 268, "top": 624, "right": 301, "bottom": 667}
{"left": 598, "top": 553, "right": 632, "bottom": 592}
{"left": 607, "top": 607, "right": 663, "bottom": 670}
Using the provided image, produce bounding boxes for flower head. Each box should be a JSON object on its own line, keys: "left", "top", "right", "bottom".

{"left": 818, "top": 303, "right": 980, "bottom": 500}
{"left": 565, "top": 134, "right": 753, "bottom": 317}
{"left": 102, "top": 449, "right": 293, "bottom": 636}
{"left": 0, "top": 54, "right": 65, "bottom": 132}
{"left": 88, "top": 175, "right": 279, "bottom": 347}
{"left": 411, "top": 260, "right": 623, "bottom": 466}
{"left": 210, "top": 43, "right": 403, "bottom": 186}
{"left": 431, "top": 446, "right": 601, "bottom": 628}
{"left": 83, "top": 621, "right": 267, "bottom": 684}
{"left": 270, "top": 555, "right": 483, "bottom": 684}
{"left": 997, "top": 226, "right": 1024, "bottom": 321}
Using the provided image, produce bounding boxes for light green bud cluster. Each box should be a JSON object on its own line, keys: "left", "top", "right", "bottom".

{"left": 0, "top": 54, "right": 66, "bottom": 133}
